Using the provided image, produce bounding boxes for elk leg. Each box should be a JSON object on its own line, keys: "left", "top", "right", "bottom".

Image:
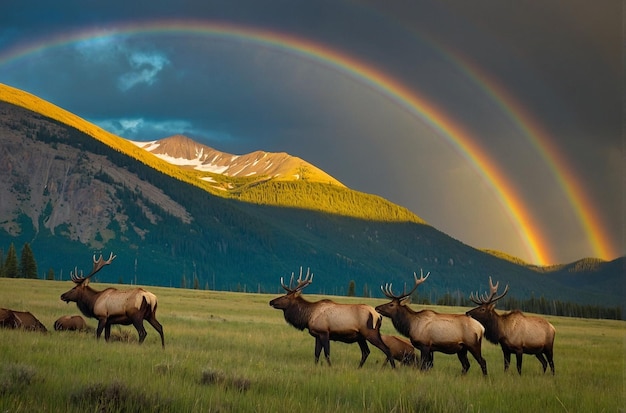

{"left": 545, "top": 349, "right": 555, "bottom": 375}
{"left": 132, "top": 318, "right": 148, "bottom": 344}
{"left": 365, "top": 332, "right": 396, "bottom": 369}
{"left": 320, "top": 334, "right": 332, "bottom": 366}
{"left": 515, "top": 352, "right": 523, "bottom": 375}
{"left": 535, "top": 353, "right": 548, "bottom": 373}
{"left": 104, "top": 324, "right": 112, "bottom": 342}
{"left": 147, "top": 317, "right": 165, "bottom": 348}
{"left": 468, "top": 347, "right": 488, "bottom": 376}
{"left": 314, "top": 337, "right": 322, "bottom": 364}
{"left": 418, "top": 347, "right": 433, "bottom": 371}
{"left": 96, "top": 319, "right": 106, "bottom": 340}
{"left": 356, "top": 339, "right": 370, "bottom": 368}
{"left": 503, "top": 349, "right": 512, "bottom": 372}
{"left": 457, "top": 348, "right": 471, "bottom": 374}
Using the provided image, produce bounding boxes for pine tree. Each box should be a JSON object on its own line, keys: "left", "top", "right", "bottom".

{"left": 347, "top": 280, "right": 356, "bottom": 297}
{"left": 46, "top": 268, "right": 55, "bottom": 281}
{"left": 20, "top": 243, "right": 38, "bottom": 279}
{"left": 4, "top": 243, "right": 18, "bottom": 278}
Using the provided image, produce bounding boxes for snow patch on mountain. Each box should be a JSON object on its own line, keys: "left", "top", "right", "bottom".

{"left": 129, "top": 135, "right": 344, "bottom": 187}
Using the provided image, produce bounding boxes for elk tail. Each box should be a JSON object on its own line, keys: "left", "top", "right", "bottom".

{"left": 136, "top": 292, "right": 158, "bottom": 314}
{"left": 368, "top": 307, "right": 383, "bottom": 329}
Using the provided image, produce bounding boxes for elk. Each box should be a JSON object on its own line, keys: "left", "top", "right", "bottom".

{"left": 376, "top": 270, "right": 488, "bottom": 375}
{"left": 467, "top": 277, "right": 556, "bottom": 375}
{"left": 381, "top": 334, "right": 418, "bottom": 367}
{"left": 0, "top": 308, "right": 47, "bottom": 332}
{"left": 54, "top": 315, "right": 88, "bottom": 331}
{"left": 60, "top": 253, "right": 165, "bottom": 348}
{"left": 269, "top": 267, "right": 396, "bottom": 368}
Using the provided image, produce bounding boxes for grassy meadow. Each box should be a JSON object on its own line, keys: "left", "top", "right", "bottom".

{"left": 0, "top": 278, "right": 624, "bottom": 412}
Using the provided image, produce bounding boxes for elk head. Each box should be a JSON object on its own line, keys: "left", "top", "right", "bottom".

{"left": 60, "top": 253, "right": 116, "bottom": 303}
{"left": 375, "top": 270, "right": 429, "bottom": 318}
{"left": 466, "top": 277, "right": 509, "bottom": 322}
{"left": 269, "top": 267, "right": 313, "bottom": 310}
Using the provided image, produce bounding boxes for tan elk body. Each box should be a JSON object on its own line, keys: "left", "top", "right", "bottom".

{"left": 381, "top": 334, "right": 418, "bottom": 366}
{"left": 54, "top": 315, "right": 88, "bottom": 331}
{"left": 269, "top": 268, "right": 396, "bottom": 368}
{"left": 466, "top": 277, "right": 555, "bottom": 374}
{"left": 60, "top": 253, "right": 165, "bottom": 348}
{"left": 376, "top": 271, "right": 488, "bottom": 375}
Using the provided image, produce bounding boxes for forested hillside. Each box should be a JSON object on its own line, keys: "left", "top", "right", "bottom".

{"left": 0, "top": 93, "right": 623, "bottom": 310}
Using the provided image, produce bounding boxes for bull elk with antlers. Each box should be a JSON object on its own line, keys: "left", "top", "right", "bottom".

{"left": 466, "top": 277, "right": 555, "bottom": 375}
{"left": 376, "top": 270, "right": 488, "bottom": 375}
{"left": 269, "top": 267, "right": 396, "bottom": 368}
{"left": 60, "top": 253, "right": 165, "bottom": 348}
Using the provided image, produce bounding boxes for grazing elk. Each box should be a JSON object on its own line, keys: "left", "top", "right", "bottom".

{"left": 467, "top": 277, "right": 556, "bottom": 375}
{"left": 54, "top": 315, "right": 88, "bottom": 331}
{"left": 269, "top": 267, "right": 396, "bottom": 368}
{"left": 376, "top": 270, "right": 488, "bottom": 375}
{"left": 0, "top": 308, "right": 47, "bottom": 332}
{"left": 60, "top": 253, "right": 165, "bottom": 348}
{"left": 381, "top": 334, "right": 418, "bottom": 367}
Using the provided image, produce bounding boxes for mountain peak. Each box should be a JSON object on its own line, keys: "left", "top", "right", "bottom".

{"left": 131, "top": 135, "right": 345, "bottom": 187}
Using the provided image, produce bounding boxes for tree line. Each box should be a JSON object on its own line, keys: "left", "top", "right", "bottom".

{"left": 345, "top": 280, "right": 623, "bottom": 321}
{"left": 427, "top": 290, "right": 622, "bottom": 320}
{"left": 2, "top": 241, "right": 621, "bottom": 320}
{"left": 0, "top": 242, "right": 43, "bottom": 279}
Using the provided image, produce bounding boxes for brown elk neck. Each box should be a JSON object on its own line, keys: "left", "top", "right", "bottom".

{"left": 475, "top": 310, "right": 508, "bottom": 345}
{"left": 73, "top": 285, "right": 109, "bottom": 319}
{"left": 387, "top": 304, "right": 429, "bottom": 338}
{"left": 282, "top": 296, "right": 329, "bottom": 331}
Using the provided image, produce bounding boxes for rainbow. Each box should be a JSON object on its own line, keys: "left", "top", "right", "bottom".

{"left": 0, "top": 19, "right": 577, "bottom": 264}
{"left": 434, "top": 49, "right": 618, "bottom": 261}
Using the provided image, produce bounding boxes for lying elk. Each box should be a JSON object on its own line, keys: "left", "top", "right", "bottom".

{"left": 60, "top": 253, "right": 165, "bottom": 348}
{"left": 381, "top": 334, "right": 418, "bottom": 367}
{"left": 54, "top": 315, "right": 88, "bottom": 331}
{"left": 0, "top": 308, "right": 47, "bottom": 332}
{"left": 376, "top": 270, "right": 488, "bottom": 375}
{"left": 269, "top": 267, "right": 396, "bottom": 368}
{"left": 467, "top": 277, "right": 555, "bottom": 375}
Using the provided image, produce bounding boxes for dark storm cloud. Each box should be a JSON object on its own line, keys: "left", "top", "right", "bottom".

{"left": 0, "top": 0, "right": 622, "bottom": 263}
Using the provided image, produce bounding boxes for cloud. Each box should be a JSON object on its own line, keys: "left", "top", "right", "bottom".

{"left": 117, "top": 51, "right": 170, "bottom": 91}
{"left": 73, "top": 36, "right": 170, "bottom": 91}
{"left": 91, "top": 116, "right": 231, "bottom": 142}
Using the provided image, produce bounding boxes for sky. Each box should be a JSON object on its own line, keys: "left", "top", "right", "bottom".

{"left": 0, "top": 0, "right": 622, "bottom": 265}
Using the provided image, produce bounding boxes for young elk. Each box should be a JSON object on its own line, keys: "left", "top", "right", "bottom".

{"left": 269, "top": 268, "right": 396, "bottom": 368}
{"left": 381, "top": 334, "right": 418, "bottom": 367}
{"left": 60, "top": 253, "right": 165, "bottom": 348}
{"left": 467, "top": 277, "right": 555, "bottom": 375}
{"left": 376, "top": 271, "right": 488, "bottom": 375}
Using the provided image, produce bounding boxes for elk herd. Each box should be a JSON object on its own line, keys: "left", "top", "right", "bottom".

{"left": 2, "top": 253, "right": 556, "bottom": 376}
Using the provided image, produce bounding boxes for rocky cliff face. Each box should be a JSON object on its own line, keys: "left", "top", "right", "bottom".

{"left": 0, "top": 102, "right": 191, "bottom": 248}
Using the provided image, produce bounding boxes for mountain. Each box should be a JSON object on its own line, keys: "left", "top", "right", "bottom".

{"left": 131, "top": 135, "right": 344, "bottom": 188}
{"left": 0, "top": 83, "right": 623, "bottom": 308}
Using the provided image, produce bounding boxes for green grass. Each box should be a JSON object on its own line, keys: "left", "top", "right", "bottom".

{"left": 0, "top": 278, "right": 624, "bottom": 412}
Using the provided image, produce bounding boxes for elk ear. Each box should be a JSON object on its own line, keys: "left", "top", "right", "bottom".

{"left": 488, "top": 303, "right": 496, "bottom": 311}
{"left": 400, "top": 297, "right": 411, "bottom": 305}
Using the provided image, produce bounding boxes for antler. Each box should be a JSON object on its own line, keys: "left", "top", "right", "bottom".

{"left": 70, "top": 252, "right": 116, "bottom": 284}
{"left": 380, "top": 269, "right": 430, "bottom": 300}
{"left": 280, "top": 267, "right": 313, "bottom": 293}
{"left": 469, "top": 276, "right": 509, "bottom": 305}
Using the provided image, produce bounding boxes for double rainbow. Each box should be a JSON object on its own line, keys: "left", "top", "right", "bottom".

{"left": 0, "top": 19, "right": 615, "bottom": 264}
